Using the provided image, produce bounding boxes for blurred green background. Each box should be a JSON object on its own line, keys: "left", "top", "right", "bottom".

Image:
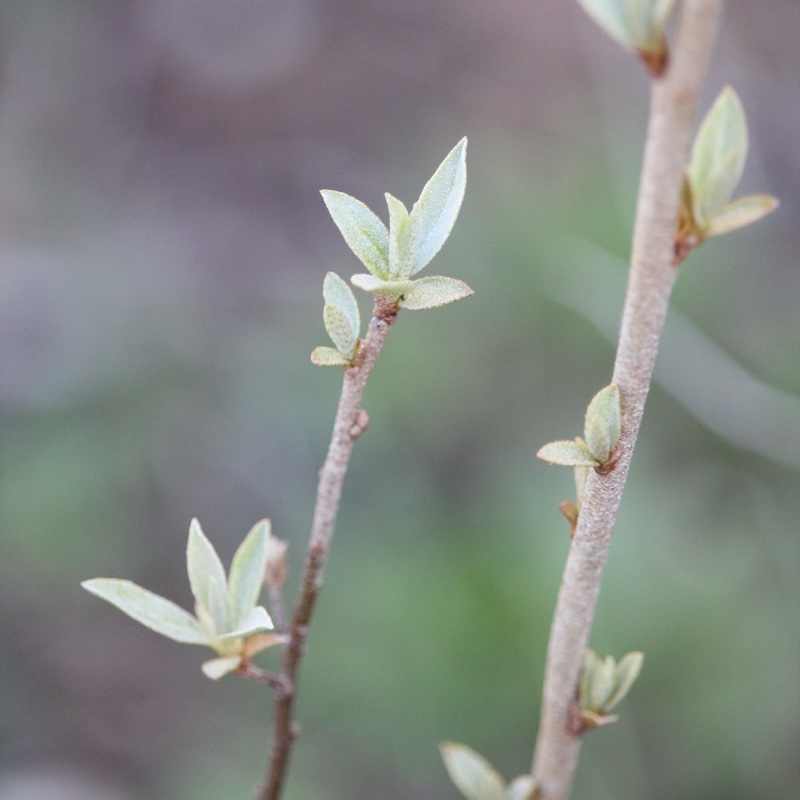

{"left": 1, "top": 2, "right": 798, "bottom": 799}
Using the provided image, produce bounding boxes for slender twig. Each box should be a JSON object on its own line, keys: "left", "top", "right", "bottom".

{"left": 531, "top": 2, "right": 723, "bottom": 798}
{"left": 257, "top": 294, "right": 398, "bottom": 800}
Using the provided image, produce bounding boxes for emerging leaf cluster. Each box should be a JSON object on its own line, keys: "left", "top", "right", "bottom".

{"left": 313, "top": 138, "right": 473, "bottom": 364}
{"left": 537, "top": 385, "right": 621, "bottom": 469}
{"left": 579, "top": 649, "right": 644, "bottom": 729}
{"left": 440, "top": 743, "right": 538, "bottom": 800}
{"left": 677, "top": 86, "right": 778, "bottom": 259}
{"left": 82, "top": 520, "right": 281, "bottom": 679}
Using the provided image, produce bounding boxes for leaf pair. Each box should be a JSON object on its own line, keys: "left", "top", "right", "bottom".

{"left": 578, "top": 0, "right": 677, "bottom": 74}
{"left": 82, "top": 519, "right": 281, "bottom": 679}
{"left": 321, "top": 137, "right": 473, "bottom": 312}
{"left": 440, "top": 743, "right": 538, "bottom": 800}
{"left": 311, "top": 272, "right": 361, "bottom": 366}
{"left": 537, "top": 385, "right": 621, "bottom": 470}
{"left": 676, "top": 86, "right": 778, "bottom": 260}
{"left": 579, "top": 649, "right": 644, "bottom": 729}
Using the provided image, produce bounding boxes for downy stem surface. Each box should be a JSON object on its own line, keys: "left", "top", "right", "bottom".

{"left": 259, "top": 295, "right": 397, "bottom": 800}
{"left": 531, "top": 2, "right": 723, "bottom": 797}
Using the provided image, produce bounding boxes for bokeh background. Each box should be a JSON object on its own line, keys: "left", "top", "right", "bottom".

{"left": 1, "top": 2, "right": 798, "bottom": 799}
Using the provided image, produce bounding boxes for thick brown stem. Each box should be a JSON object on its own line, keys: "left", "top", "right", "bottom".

{"left": 257, "top": 295, "right": 397, "bottom": 800}
{"left": 531, "top": 2, "right": 723, "bottom": 798}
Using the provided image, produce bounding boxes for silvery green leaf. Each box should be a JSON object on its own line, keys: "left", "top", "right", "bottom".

{"left": 577, "top": 0, "right": 631, "bottom": 49}
{"left": 201, "top": 656, "right": 241, "bottom": 680}
{"left": 577, "top": 0, "right": 676, "bottom": 54}
{"left": 440, "top": 742, "right": 506, "bottom": 800}
{"left": 350, "top": 273, "right": 414, "bottom": 297}
{"left": 689, "top": 87, "right": 748, "bottom": 231}
{"left": 187, "top": 519, "right": 229, "bottom": 631}
{"left": 605, "top": 651, "right": 644, "bottom": 711}
{"left": 583, "top": 651, "right": 618, "bottom": 712}
{"left": 706, "top": 194, "right": 779, "bottom": 238}
{"left": 218, "top": 605, "right": 273, "bottom": 639}
{"left": 227, "top": 519, "right": 271, "bottom": 630}
{"left": 322, "top": 272, "right": 360, "bottom": 358}
{"left": 206, "top": 574, "right": 230, "bottom": 637}
{"left": 386, "top": 192, "right": 415, "bottom": 279}
{"left": 399, "top": 276, "right": 474, "bottom": 310}
{"left": 311, "top": 346, "right": 350, "bottom": 366}
{"left": 320, "top": 190, "right": 389, "bottom": 279}
{"left": 506, "top": 776, "right": 538, "bottom": 800}
{"left": 408, "top": 137, "right": 467, "bottom": 276}
{"left": 537, "top": 439, "right": 598, "bottom": 467}
{"left": 81, "top": 578, "right": 211, "bottom": 645}
{"left": 583, "top": 385, "right": 621, "bottom": 463}
{"left": 323, "top": 305, "right": 358, "bottom": 360}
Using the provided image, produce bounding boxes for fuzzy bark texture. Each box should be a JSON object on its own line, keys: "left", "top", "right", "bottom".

{"left": 531, "top": 2, "right": 723, "bottom": 797}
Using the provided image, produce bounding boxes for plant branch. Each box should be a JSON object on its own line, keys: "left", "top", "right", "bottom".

{"left": 257, "top": 294, "right": 398, "bottom": 800}
{"left": 531, "top": 2, "right": 722, "bottom": 798}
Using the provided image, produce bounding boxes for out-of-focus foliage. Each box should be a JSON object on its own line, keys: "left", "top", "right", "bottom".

{"left": 1, "top": 2, "right": 798, "bottom": 800}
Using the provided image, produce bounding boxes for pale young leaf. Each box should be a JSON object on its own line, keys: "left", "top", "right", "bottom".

{"left": 581, "top": 651, "right": 618, "bottom": 712}
{"left": 577, "top": 0, "right": 631, "bottom": 50}
{"left": 323, "top": 304, "right": 358, "bottom": 360}
{"left": 227, "top": 519, "right": 271, "bottom": 630}
{"left": 311, "top": 346, "right": 350, "bottom": 366}
{"left": 187, "top": 519, "right": 229, "bottom": 632}
{"left": 537, "top": 440, "right": 598, "bottom": 467}
{"left": 206, "top": 574, "right": 230, "bottom": 637}
{"left": 320, "top": 190, "right": 389, "bottom": 278}
{"left": 506, "top": 775, "right": 538, "bottom": 800}
{"left": 706, "top": 194, "right": 779, "bottom": 238}
{"left": 408, "top": 138, "right": 467, "bottom": 276}
{"left": 577, "top": 0, "right": 676, "bottom": 54}
{"left": 81, "top": 578, "right": 211, "bottom": 645}
{"left": 440, "top": 742, "right": 506, "bottom": 800}
{"left": 689, "top": 86, "right": 748, "bottom": 230}
{"left": 399, "top": 276, "right": 474, "bottom": 310}
{"left": 218, "top": 605, "right": 273, "bottom": 640}
{"left": 583, "top": 385, "right": 621, "bottom": 463}
{"left": 323, "top": 272, "right": 360, "bottom": 351}
{"left": 201, "top": 656, "right": 241, "bottom": 680}
{"left": 386, "top": 192, "right": 415, "bottom": 280}
{"left": 605, "top": 651, "right": 644, "bottom": 711}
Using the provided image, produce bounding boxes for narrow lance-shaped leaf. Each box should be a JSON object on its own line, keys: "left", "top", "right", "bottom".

{"left": 689, "top": 86, "right": 748, "bottom": 230}
{"left": 205, "top": 574, "right": 230, "bottom": 638}
{"left": 408, "top": 137, "right": 467, "bottom": 276}
{"left": 440, "top": 743, "right": 506, "bottom": 800}
{"left": 320, "top": 190, "right": 389, "bottom": 278}
{"left": 227, "top": 519, "right": 271, "bottom": 630}
{"left": 187, "top": 519, "right": 229, "bottom": 634}
{"left": 81, "top": 578, "right": 211, "bottom": 645}
{"left": 386, "top": 192, "right": 414, "bottom": 280}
